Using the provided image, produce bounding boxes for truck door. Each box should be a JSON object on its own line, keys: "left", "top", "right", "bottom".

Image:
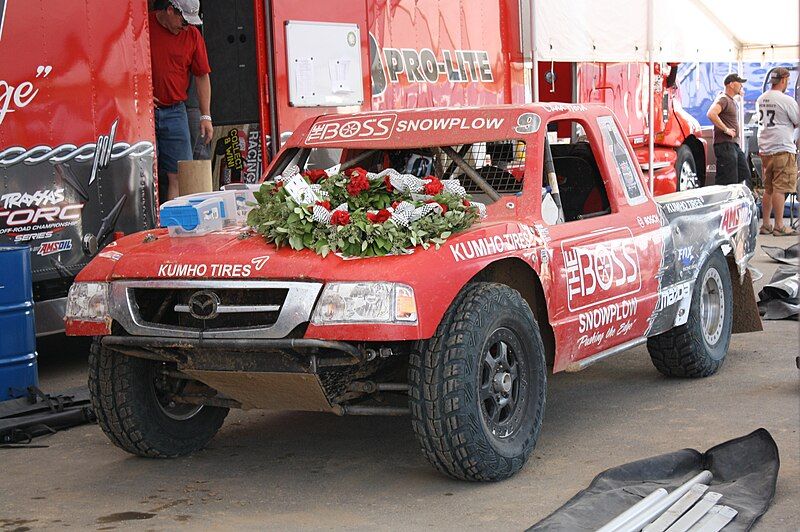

{"left": 539, "top": 114, "right": 664, "bottom": 372}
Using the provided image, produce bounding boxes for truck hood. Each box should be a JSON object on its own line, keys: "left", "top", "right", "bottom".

{"left": 82, "top": 218, "right": 538, "bottom": 285}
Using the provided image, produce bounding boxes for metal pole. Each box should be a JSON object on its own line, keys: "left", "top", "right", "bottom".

{"left": 613, "top": 470, "right": 714, "bottom": 532}
{"left": 595, "top": 489, "right": 668, "bottom": 532}
{"left": 647, "top": 0, "right": 655, "bottom": 193}
{"left": 530, "top": 0, "right": 539, "bottom": 102}
{"left": 263, "top": 0, "right": 280, "bottom": 159}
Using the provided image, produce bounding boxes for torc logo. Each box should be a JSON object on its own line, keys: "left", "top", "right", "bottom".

{"left": 305, "top": 114, "right": 397, "bottom": 145}
{"left": 37, "top": 239, "right": 72, "bottom": 256}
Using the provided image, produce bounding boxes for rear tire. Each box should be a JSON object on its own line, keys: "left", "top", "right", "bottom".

{"left": 88, "top": 340, "right": 228, "bottom": 457}
{"left": 409, "top": 283, "right": 546, "bottom": 481}
{"left": 647, "top": 251, "right": 733, "bottom": 377}
{"left": 676, "top": 144, "right": 699, "bottom": 191}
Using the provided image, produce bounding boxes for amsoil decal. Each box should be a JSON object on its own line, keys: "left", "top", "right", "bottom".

{"left": 561, "top": 228, "right": 641, "bottom": 312}
{"left": 382, "top": 48, "right": 493, "bottom": 84}
{"left": 720, "top": 202, "right": 750, "bottom": 235}
{"left": 0, "top": 188, "right": 85, "bottom": 242}
{"left": 306, "top": 114, "right": 504, "bottom": 145}
{"left": 37, "top": 239, "right": 72, "bottom": 256}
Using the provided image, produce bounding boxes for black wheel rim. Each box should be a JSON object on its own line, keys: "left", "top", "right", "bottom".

{"left": 478, "top": 327, "right": 527, "bottom": 439}
{"left": 152, "top": 364, "right": 203, "bottom": 421}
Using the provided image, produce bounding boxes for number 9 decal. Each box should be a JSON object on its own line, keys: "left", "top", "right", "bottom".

{"left": 514, "top": 112, "right": 542, "bottom": 134}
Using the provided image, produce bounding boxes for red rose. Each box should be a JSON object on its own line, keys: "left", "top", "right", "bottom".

{"left": 366, "top": 209, "right": 392, "bottom": 224}
{"left": 271, "top": 180, "right": 284, "bottom": 195}
{"left": 315, "top": 200, "right": 331, "bottom": 210}
{"left": 427, "top": 200, "right": 448, "bottom": 214}
{"left": 391, "top": 201, "right": 401, "bottom": 209}
{"left": 384, "top": 175, "right": 394, "bottom": 192}
{"left": 423, "top": 176, "right": 444, "bottom": 195}
{"left": 344, "top": 167, "right": 367, "bottom": 179}
{"left": 346, "top": 174, "right": 371, "bottom": 196}
{"left": 462, "top": 199, "right": 471, "bottom": 207}
{"left": 330, "top": 210, "right": 350, "bottom": 225}
{"left": 303, "top": 169, "right": 328, "bottom": 184}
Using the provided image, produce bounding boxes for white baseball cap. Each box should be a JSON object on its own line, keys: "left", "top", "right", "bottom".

{"left": 169, "top": 0, "right": 202, "bottom": 25}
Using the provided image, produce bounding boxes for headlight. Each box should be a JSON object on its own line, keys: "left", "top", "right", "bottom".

{"left": 65, "top": 282, "right": 110, "bottom": 322}
{"left": 311, "top": 282, "right": 417, "bottom": 324}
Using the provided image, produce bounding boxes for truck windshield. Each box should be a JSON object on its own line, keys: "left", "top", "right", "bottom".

{"left": 268, "top": 142, "right": 528, "bottom": 204}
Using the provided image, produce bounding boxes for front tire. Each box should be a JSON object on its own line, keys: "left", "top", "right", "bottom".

{"left": 647, "top": 251, "right": 733, "bottom": 377}
{"left": 409, "top": 283, "right": 546, "bottom": 481}
{"left": 88, "top": 340, "right": 228, "bottom": 457}
{"left": 676, "top": 144, "right": 699, "bottom": 191}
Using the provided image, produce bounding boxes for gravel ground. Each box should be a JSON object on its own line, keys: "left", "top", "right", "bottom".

{"left": 1, "top": 234, "right": 797, "bottom": 531}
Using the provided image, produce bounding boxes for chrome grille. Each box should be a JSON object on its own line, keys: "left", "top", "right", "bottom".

{"left": 109, "top": 280, "right": 323, "bottom": 339}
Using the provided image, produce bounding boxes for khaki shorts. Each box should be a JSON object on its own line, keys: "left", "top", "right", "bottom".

{"left": 761, "top": 152, "right": 798, "bottom": 194}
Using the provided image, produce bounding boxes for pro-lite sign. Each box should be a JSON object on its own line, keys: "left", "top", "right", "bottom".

{"left": 382, "top": 48, "right": 494, "bottom": 84}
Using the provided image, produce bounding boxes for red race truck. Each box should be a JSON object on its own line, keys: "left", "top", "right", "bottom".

{"left": 65, "top": 104, "right": 760, "bottom": 481}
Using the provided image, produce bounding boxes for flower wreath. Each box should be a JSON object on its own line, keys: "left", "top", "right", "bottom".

{"left": 246, "top": 165, "right": 487, "bottom": 257}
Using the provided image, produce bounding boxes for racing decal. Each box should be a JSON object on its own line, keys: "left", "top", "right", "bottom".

{"left": 0, "top": 187, "right": 85, "bottom": 242}
{"left": 0, "top": 64, "right": 51, "bottom": 127}
{"left": 661, "top": 197, "right": 704, "bottom": 214}
{"left": 157, "top": 263, "right": 257, "bottom": 278}
{"left": 98, "top": 250, "right": 123, "bottom": 261}
{"left": 540, "top": 103, "right": 588, "bottom": 113}
{"left": 720, "top": 202, "right": 750, "bottom": 235}
{"left": 36, "top": 238, "right": 72, "bottom": 256}
{"left": 382, "top": 48, "right": 493, "bottom": 84}
{"left": 656, "top": 281, "right": 692, "bottom": 311}
{"left": 305, "top": 114, "right": 505, "bottom": 145}
{"left": 395, "top": 116, "right": 504, "bottom": 133}
{"left": 449, "top": 227, "right": 538, "bottom": 262}
{"left": 223, "top": 129, "right": 244, "bottom": 175}
{"left": 514, "top": 113, "right": 541, "bottom": 134}
{"left": 561, "top": 227, "right": 641, "bottom": 312}
{"left": 306, "top": 114, "right": 397, "bottom": 145}
{"left": 578, "top": 297, "right": 638, "bottom": 333}
{"left": 636, "top": 214, "right": 660, "bottom": 227}
{"left": 597, "top": 116, "right": 646, "bottom": 206}
{"left": 250, "top": 255, "right": 270, "bottom": 271}
{"left": 676, "top": 246, "right": 694, "bottom": 267}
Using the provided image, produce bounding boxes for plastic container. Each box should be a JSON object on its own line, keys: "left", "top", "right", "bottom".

{"left": 159, "top": 191, "right": 239, "bottom": 237}
{"left": 0, "top": 246, "right": 38, "bottom": 401}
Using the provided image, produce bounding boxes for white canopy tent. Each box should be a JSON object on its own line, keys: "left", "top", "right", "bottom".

{"left": 528, "top": 0, "right": 799, "bottom": 189}
{"left": 531, "top": 0, "right": 798, "bottom": 63}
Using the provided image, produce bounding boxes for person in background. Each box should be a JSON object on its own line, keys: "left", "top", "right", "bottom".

{"left": 707, "top": 73, "right": 749, "bottom": 186}
{"left": 150, "top": 0, "right": 213, "bottom": 202}
{"left": 756, "top": 67, "right": 799, "bottom": 236}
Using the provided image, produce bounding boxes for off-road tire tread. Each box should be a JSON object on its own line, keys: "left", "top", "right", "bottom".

{"left": 408, "top": 283, "right": 546, "bottom": 481}
{"left": 647, "top": 252, "right": 732, "bottom": 378}
{"left": 88, "top": 340, "right": 228, "bottom": 457}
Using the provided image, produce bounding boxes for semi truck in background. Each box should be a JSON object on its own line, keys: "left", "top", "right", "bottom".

{"left": 1, "top": 0, "right": 709, "bottom": 335}
{"left": 0, "top": 1, "right": 157, "bottom": 336}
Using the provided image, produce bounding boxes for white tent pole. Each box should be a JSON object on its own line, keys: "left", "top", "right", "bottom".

{"left": 531, "top": 0, "right": 539, "bottom": 102}
{"left": 647, "top": 0, "right": 655, "bottom": 193}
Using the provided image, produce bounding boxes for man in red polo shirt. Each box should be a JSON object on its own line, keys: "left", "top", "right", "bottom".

{"left": 150, "top": 0, "right": 212, "bottom": 201}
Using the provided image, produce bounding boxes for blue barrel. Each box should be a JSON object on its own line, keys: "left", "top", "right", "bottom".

{"left": 0, "top": 246, "right": 38, "bottom": 401}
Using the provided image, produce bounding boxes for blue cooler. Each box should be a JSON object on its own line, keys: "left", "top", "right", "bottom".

{"left": 0, "top": 246, "right": 38, "bottom": 401}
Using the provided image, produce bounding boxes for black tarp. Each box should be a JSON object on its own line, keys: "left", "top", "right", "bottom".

{"left": 528, "top": 429, "right": 779, "bottom": 532}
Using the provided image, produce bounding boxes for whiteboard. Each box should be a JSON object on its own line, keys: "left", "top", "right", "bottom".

{"left": 285, "top": 21, "right": 364, "bottom": 108}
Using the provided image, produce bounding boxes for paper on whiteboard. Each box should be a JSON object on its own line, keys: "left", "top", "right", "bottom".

{"left": 330, "top": 58, "right": 352, "bottom": 94}
{"left": 294, "top": 58, "right": 315, "bottom": 100}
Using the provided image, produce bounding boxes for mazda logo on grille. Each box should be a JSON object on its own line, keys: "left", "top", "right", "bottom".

{"left": 187, "top": 290, "right": 220, "bottom": 320}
